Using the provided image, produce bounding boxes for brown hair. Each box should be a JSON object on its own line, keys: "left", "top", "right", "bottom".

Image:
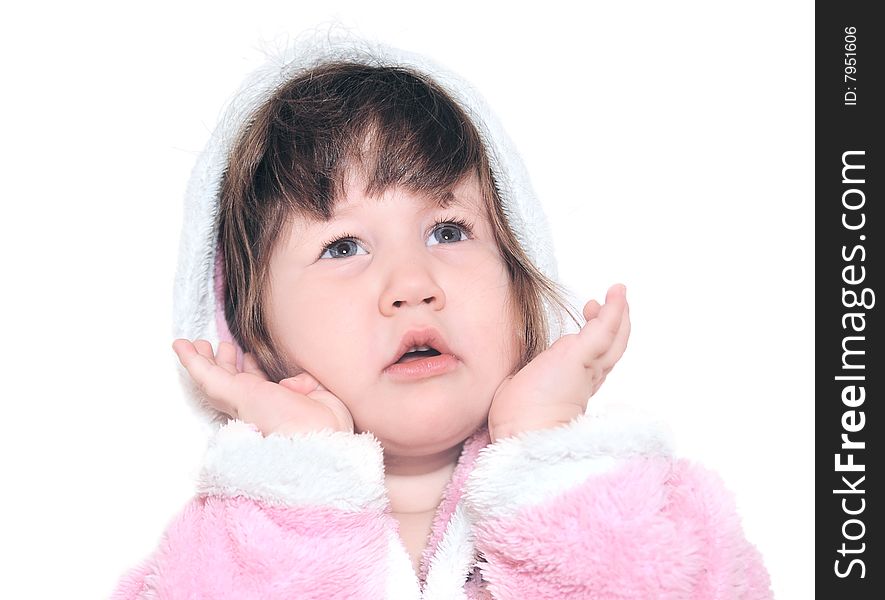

{"left": 218, "top": 61, "right": 581, "bottom": 382}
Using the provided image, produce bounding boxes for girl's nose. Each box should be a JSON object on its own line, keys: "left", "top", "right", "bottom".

{"left": 378, "top": 258, "right": 446, "bottom": 316}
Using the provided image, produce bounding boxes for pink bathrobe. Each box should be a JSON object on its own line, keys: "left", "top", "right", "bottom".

{"left": 112, "top": 411, "right": 771, "bottom": 599}
{"left": 113, "top": 35, "right": 773, "bottom": 599}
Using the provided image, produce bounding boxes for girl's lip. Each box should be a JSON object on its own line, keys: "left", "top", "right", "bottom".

{"left": 388, "top": 326, "right": 455, "bottom": 367}
{"left": 383, "top": 353, "right": 459, "bottom": 381}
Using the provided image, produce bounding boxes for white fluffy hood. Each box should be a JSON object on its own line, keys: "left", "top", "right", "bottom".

{"left": 172, "top": 34, "right": 576, "bottom": 421}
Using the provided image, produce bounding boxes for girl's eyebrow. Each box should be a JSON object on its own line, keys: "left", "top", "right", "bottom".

{"left": 435, "top": 190, "right": 458, "bottom": 209}
{"left": 299, "top": 189, "right": 480, "bottom": 246}
{"left": 434, "top": 190, "right": 478, "bottom": 212}
{"left": 327, "top": 189, "right": 473, "bottom": 220}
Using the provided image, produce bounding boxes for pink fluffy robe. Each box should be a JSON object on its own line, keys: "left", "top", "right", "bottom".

{"left": 112, "top": 410, "right": 772, "bottom": 599}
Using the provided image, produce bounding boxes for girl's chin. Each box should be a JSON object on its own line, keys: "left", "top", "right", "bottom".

{"left": 359, "top": 419, "right": 484, "bottom": 457}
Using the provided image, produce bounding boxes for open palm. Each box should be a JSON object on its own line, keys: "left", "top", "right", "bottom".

{"left": 173, "top": 339, "right": 354, "bottom": 436}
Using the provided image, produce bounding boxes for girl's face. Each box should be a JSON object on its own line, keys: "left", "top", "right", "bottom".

{"left": 266, "top": 173, "right": 519, "bottom": 456}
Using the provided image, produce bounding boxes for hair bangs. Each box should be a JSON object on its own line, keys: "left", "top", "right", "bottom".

{"left": 252, "top": 64, "right": 486, "bottom": 223}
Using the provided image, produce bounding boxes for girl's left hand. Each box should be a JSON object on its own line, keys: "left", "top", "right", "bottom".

{"left": 487, "top": 284, "right": 630, "bottom": 443}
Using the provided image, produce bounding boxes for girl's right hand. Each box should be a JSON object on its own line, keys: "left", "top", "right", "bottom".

{"left": 172, "top": 339, "right": 354, "bottom": 436}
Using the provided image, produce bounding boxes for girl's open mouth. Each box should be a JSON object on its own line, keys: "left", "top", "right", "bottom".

{"left": 384, "top": 351, "right": 458, "bottom": 381}
{"left": 395, "top": 348, "right": 442, "bottom": 363}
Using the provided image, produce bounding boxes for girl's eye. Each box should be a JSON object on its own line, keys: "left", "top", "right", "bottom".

{"left": 427, "top": 219, "right": 472, "bottom": 246}
{"left": 318, "top": 217, "right": 474, "bottom": 259}
{"left": 429, "top": 222, "right": 470, "bottom": 246}
{"left": 319, "top": 238, "right": 367, "bottom": 259}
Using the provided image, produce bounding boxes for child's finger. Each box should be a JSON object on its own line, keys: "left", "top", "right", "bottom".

{"left": 590, "top": 373, "right": 608, "bottom": 397}
{"left": 308, "top": 389, "right": 353, "bottom": 432}
{"left": 579, "top": 285, "right": 627, "bottom": 359}
{"left": 604, "top": 283, "right": 627, "bottom": 309}
{"left": 618, "top": 301, "right": 631, "bottom": 346}
{"left": 193, "top": 339, "right": 216, "bottom": 362}
{"left": 279, "top": 373, "right": 319, "bottom": 395}
{"left": 595, "top": 302, "right": 631, "bottom": 370}
{"left": 173, "top": 339, "right": 237, "bottom": 415}
{"left": 583, "top": 299, "right": 601, "bottom": 322}
{"left": 215, "top": 341, "right": 238, "bottom": 374}
{"left": 172, "top": 338, "right": 199, "bottom": 366}
{"left": 172, "top": 338, "right": 195, "bottom": 361}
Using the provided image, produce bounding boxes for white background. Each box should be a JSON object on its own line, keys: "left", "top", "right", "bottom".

{"left": 0, "top": 1, "right": 812, "bottom": 597}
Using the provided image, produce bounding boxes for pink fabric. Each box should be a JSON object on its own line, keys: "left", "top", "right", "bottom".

{"left": 113, "top": 430, "right": 772, "bottom": 598}
{"left": 464, "top": 566, "right": 494, "bottom": 600}
{"left": 472, "top": 457, "right": 772, "bottom": 599}
{"left": 418, "top": 426, "right": 490, "bottom": 587}
{"left": 112, "top": 496, "right": 393, "bottom": 600}
{"left": 110, "top": 560, "right": 153, "bottom": 598}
